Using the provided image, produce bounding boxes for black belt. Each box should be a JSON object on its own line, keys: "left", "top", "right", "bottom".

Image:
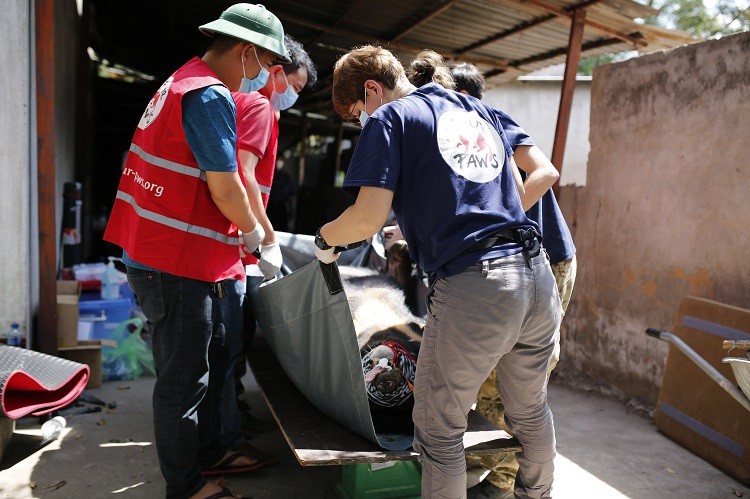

{"left": 459, "top": 227, "right": 542, "bottom": 268}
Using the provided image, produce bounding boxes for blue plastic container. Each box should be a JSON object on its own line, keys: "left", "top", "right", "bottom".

{"left": 79, "top": 298, "right": 132, "bottom": 341}
{"left": 80, "top": 282, "right": 134, "bottom": 303}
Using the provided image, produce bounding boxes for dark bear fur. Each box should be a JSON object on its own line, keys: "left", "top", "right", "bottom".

{"left": 338, "top": 264, "right": 424, "bottom": 436}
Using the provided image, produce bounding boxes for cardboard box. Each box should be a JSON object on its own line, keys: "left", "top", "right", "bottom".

{"left": 57, "top": 280, "right": 81, "bottom": 347}
{"left": 654, "top": 296, "right": 750, "bottom": 485}
{"left": 57, "top": 339, "right": 116, "bottom": 389}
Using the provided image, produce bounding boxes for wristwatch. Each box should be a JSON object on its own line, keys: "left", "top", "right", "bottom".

{"left": 315, "top": 228, "right": 332, "bottom": 250}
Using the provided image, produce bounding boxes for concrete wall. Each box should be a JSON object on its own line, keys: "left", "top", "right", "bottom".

{"left": 0, "top": 2, "right": 32, "bottom": 337}
{"left": 556, "top": 32, "right": 750, "bottom": 406}
{"left": 0, "top": 1, "right": 79, "bottom": 345}
{"left": 484, "top": 77, "right": 591, "bottom": 187}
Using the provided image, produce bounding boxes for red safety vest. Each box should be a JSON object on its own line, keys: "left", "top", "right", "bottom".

{"left": 104, "top": 57, "right": 245, "bottom": 282}
{"left": 233, "top": 92, "right": 279, "bottom": 265}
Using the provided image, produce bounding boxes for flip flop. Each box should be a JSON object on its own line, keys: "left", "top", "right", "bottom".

{"left": 236, "top": 442, "right": 278, "bottom": 468}
{"left": 203, "top": 486, "right": 238, "bottom": 499}
{"left": 204, "top": 485, "right": 248, "bottom": 499}
{"left": 202, "top": 451, "right": 266, "bottom": 476}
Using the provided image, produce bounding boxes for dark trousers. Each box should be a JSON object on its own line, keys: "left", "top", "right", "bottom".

{"left": 127, "top": 268, "right": 235, "bottom": 498}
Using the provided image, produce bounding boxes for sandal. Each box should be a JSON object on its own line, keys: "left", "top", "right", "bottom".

{"left": 236, "top": 442, "right": 278, "bottom": 468}
{"left": 203, "top": 486, "right": 240, "bottom": 499}
{"left": 202, "top": 450, "right": 265, "bottom": 476}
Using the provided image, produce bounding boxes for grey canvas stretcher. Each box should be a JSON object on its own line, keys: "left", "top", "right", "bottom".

{"left": 246, "top": 325, "right": 520, "bottom": 466}
{"left": 248, "top": 233, "right": 520, "bottom": 464}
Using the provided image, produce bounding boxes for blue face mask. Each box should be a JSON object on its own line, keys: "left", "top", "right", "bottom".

{"left": 271, "top": 85, "right": 298, "bottom": 111}
{"left": 239, "top": 48, "right": 269, "bottom": 93}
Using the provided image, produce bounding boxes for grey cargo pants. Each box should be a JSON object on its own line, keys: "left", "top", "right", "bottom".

{"left": 412, "top": 251, "right": 561, "bottom": 499}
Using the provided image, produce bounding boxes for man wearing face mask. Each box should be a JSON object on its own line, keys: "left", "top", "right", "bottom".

{"left": 320, "top": 45, "right": 562, "bottom": 499}
{"left": 103, "top": 4, "right": 288, "bottom": 499}
{"left": 217, "top": 33, "right": 317, "bottom": 467}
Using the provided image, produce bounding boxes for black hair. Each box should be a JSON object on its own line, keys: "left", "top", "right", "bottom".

{"left": 407, "top": 50, "right": 455, "bottom": 90}
{"left": 207, "top": 34, "right": 243, "bottom": 54}
{"left": 451, "top": 62, "right": 485, "bottom": 99}
{"left": 282, "top": 35, "right": 317, "bottom": 89}
{"left": 207, "top": 34, "right": 276, "bottom": 62}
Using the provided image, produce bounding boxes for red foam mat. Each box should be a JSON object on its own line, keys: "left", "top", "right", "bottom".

{"left": 0, "top": 345, "right": 89, "bottom": 419}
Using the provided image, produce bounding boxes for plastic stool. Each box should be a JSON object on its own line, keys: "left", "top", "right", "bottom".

{"left": 334, "top": 461, "right": 421, "bottom": 498}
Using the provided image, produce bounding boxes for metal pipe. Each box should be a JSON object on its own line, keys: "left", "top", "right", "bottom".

{"left": 646, "top": 328, "right": 750, "bottom": 413}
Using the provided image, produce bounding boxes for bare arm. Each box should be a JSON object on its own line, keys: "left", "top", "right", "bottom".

{"left": 238, "top": 149, "right": 275, "bottom": 244}
{"left": 319, "top": 187, "right": 394, "bottom": 246}
{"left": 508, "top": 155, "right": 525, "bottom": 199}
{"left": 205, "top": 170, "right": 258, "bottom": 233}
{"left": 512, "top": 145, "right": 560, "bottom": 211}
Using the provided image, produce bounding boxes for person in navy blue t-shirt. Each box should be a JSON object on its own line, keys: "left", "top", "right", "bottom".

{"left": 315, "top": 45, "right": 562, "bottom": 499}
{"left": 446, "top": 60, "right": 577, "bottom": 499}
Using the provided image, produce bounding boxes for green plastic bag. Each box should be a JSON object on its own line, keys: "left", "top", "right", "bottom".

{"left": 101, "top": 317, "right": 156, "bottom": 381}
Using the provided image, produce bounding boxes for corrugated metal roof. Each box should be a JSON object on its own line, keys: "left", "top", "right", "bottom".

{"left": 90, "top": 0, "right": 697, "bottom": 120}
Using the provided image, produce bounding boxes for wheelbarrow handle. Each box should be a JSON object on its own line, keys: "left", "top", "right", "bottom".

{"left": 723, "top": 340, "right": 750, "bottom": 351}
{"left": 645, "top": 328, "right": 667, "bottom": 339}
{"left": 645, "top": 327, "right": 750, "bottom": 412}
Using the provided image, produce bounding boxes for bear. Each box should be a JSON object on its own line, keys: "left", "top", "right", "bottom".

{"left": 338, "top": 262, "right": 424, "bottom": 436}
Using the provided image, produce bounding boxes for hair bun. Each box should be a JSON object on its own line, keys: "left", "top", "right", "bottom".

{"left": 407, "top": 50, "right": 455, "bottom": 89}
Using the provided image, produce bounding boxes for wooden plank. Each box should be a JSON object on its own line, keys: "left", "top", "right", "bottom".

{"left": 247, "top": 332, "right": 520, "bottom": 466}
{"left": 653, "top": 296, "right": 750, "bottom": 485}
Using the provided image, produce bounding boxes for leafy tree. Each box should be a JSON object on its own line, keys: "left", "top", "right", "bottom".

{"left": 577, "top": 0, "right": 749, "bottom": 74}
{"left": 578, "top": 54, "right": 623, "bottom": 76}
{"left": 646, "top": 0, "right": 749, "bottom": 38}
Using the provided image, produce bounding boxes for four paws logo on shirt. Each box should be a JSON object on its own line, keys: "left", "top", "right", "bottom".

{"left": 137, "top": 76, "right": 173, "bottom": 130}
{"left": 437, "top": 110, "right": 505, "bottom": 183}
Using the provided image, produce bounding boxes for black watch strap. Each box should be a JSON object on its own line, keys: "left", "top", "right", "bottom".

{"left": 315, "top": 228, "right": 332, "bottom": 250}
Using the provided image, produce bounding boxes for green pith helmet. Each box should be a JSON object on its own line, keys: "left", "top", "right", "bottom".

{"left": 200, "top": 3, "right": 290, "bottom": 63}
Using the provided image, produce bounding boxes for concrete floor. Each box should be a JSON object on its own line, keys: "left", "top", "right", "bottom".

{"left": 0, "top": 374, "right": 747, "bottom": 499}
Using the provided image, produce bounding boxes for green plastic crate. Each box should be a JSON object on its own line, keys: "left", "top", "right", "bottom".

{"left": 335, "top": 461, "right": 422, "bottom": 499}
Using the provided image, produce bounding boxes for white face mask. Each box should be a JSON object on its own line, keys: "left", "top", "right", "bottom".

{"left": 359, "top": 110, "right": 370, "bottom": 127}
{"left": 359, "top": 85, "right": 382, "bottom": 127}
{"left": 239, "top": 47, "right": 269, "bottom": 93}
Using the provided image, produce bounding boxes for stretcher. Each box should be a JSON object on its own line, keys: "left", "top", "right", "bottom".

{"left": 246, "top": 232, "right": 520, "bottom": 466}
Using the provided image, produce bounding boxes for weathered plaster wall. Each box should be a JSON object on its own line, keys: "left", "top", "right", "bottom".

{"left": 556, "top": 32, "right": 750, "bottom": 406}
{"left": 484, "top": 78, "right": 591, "bottom": 187}
{"left": 0, "top": 2, "right": 31, "bottom": 337}
{"left": 0, "top": 1, "right": 79, "bottom": 345}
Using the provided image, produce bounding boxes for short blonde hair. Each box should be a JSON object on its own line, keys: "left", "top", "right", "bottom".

{"left": 332, "top": 45, "right": 407, "bottom": 120}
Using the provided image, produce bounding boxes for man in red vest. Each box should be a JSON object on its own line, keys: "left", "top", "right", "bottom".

{"left": 218, "top": 33, "right": 318, "bottom": 467}
{"left": 104, "top": 4, "right": 289, "bottom": 498}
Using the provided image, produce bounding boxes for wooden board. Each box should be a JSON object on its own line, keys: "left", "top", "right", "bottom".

{"left": 653, "top": 296, "right": 750, "bottom": 485}
{"left": 247, "top": 332, "right": 521, "bottom": 466}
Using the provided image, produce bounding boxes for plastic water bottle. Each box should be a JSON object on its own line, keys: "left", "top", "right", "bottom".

{"left": 101, "top": 257, "right": 120, "bottom": 300}
{"left": 40, "top": 416, "right": 67, "bottom": 446}
{"left": 7, "top": 322, "right": 21, "bottom": 347}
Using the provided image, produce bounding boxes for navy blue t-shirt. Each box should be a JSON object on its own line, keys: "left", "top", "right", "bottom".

{"left": 343, "top": 83, "right": 537, "bottom": 279}
{"left": 492, "top": 109, "right": 576, "bottom": 264}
